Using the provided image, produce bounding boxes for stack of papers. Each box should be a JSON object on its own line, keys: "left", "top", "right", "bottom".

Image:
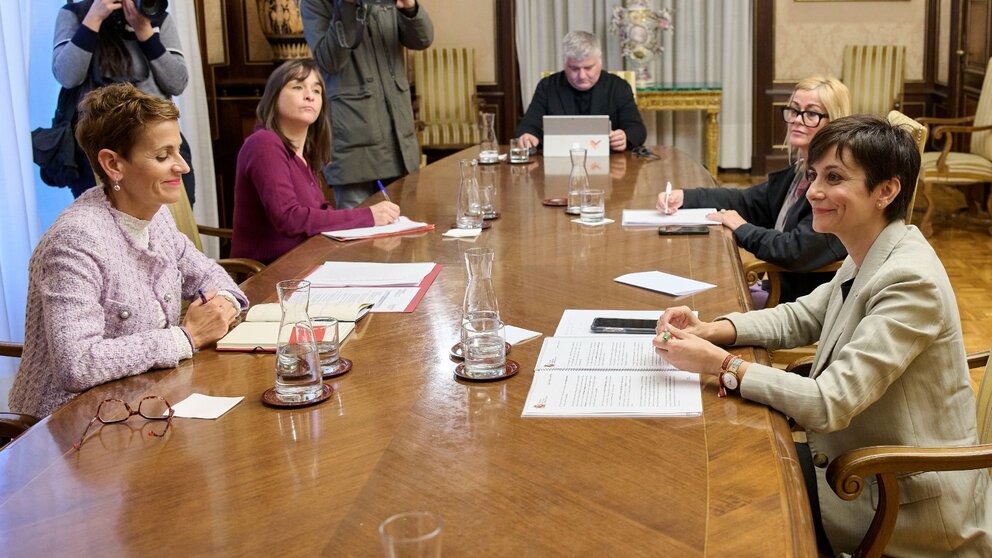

{"left": 305, "top": 262, "right": 437, "bottom": 287}
{"left": 521, "top": 336, "right": 702, "bottom": 418}
{"left": 322, "top": 216, "right": 433, "bottom": 241}
{"left": 615, "top": 271, "right": 716, "bottom": 297}
{"left": 621, "top": 208, "right": 720, "bottom": 227}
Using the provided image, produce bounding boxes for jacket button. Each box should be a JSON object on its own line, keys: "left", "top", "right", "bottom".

{"left": 366, "top": 77, "right": 373, "bottom": 83}
{"left": 164, "top": 294, "right": 172, "bottom": 302}
{"left": 812, "top": 452, "right": 829, "bottom": 468}
{"left": 119, "top": 310, "right": 130, "bottom": 320}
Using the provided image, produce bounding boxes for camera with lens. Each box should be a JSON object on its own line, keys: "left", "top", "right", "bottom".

{"left": 109, "top": 0, "right": 169, "bottom": 32}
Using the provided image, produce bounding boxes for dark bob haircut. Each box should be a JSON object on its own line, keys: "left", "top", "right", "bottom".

{"left": 807, "top": 114, "right": 921, "bottom": 223}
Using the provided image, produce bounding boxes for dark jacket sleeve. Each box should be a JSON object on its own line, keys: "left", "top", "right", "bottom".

{"left": 515, "top": 77, "right": 550, "bottom": 141}
{"left": 682, "top": 167, "right": 791, "bottom": 225}
{"left": 612, "top": 80, "right": 646, "bottom": 149}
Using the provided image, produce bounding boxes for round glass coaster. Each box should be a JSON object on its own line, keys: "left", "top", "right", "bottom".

{"left": 261, "top": 384, "right": 333, "bottom": 408}
{"left": 454, "top": 359, "right": 520, "bottom": 382}
{"left": 449, "top": 221, "right": 492, "bottom": 230}
{"left": 542, "top": 198, "right": 567, "bottom": 206}
{"left": 322, "top": 357, "right": 353, "bottom": 380}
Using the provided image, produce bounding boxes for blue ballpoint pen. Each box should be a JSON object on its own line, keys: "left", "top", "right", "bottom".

{"left": 376, "top": 180, "right": 391, "bottom": 202}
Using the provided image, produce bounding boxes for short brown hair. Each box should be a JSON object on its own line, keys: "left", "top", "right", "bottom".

{"left": 75, "top": 83, "right": 180, "bottom": 185}
{"left": 256, "top": 60, "right": 332, "bottom": 174}
{"left": 808, "top": 115, "right": 920, "bottom": 222}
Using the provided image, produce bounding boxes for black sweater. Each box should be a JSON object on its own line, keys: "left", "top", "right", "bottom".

{"left": 514, "top": 71, "right": 647, "bottom": 150}
{"left": 683, "top": 165, "right": 847, "bottom": 303}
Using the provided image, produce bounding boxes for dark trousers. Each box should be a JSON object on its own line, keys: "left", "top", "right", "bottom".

{"left": 796, "top": 442, "right": 835, "bottom": 556}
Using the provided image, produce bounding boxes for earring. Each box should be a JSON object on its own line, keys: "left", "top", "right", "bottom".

{"left": 113, "top": 178, "right": 121, "bottom": 192}
{"left": 876, "top": 201, "right": 883, "bottom": 209}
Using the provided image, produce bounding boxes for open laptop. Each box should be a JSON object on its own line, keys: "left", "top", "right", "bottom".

{"left": 542, "top": 115, "right": 611, "bottom": 157}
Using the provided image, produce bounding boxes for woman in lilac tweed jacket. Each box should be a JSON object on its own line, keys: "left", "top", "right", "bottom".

{"left": 9, "top": 84, "right": 246, "bottom": 417}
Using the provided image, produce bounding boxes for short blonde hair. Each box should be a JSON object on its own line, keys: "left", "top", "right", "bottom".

{"left": 75, "top": 83, "right": 180, "bottom": 186}
{"left": 786, "top": 75, "right": 851, "bottom": 162}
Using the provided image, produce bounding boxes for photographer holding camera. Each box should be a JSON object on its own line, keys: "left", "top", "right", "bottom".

{"left": 54, "top": 0, "right": 194, "bottom": 202}
{"left": 300, "top": 0, "right": 433, "bottom": 208}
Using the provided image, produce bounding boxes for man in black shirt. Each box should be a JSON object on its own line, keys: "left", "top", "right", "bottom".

{"left": 515, "top": 31, "right": 647, "bottom": 152}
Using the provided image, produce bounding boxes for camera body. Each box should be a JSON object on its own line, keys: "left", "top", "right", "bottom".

{"left": 135, "top": 0, "right": 169, "bottom": 17}
{"left": 362, "top": 0, "right": 396, "bottom": 5}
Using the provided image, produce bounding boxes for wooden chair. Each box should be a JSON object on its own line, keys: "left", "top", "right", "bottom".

{"left": 166, "top": 184, "right": 264, "bottom": 283}
{"left": 842, "top": 45, "right": 906, "bottom": 117}
{"left": 788, "top": 348, "right": 992, "bottom": 557}
{"left": 0, "top": 343, "right": 39, "bottom": 450}
{"left": 741, "top": 110, "right": 928, "bottom": 309}
{"left": 916, "top": 57, "right": 992, "bottom": 238}
{"left": 411, "top": 47, "right": 481, "bottom": 149}
{"left": 539, "top": 70, "right": 638, "bottom": 102}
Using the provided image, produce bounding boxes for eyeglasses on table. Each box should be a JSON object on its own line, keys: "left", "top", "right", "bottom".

{"left": 73, "top": 396, "right": 174, "bottom": 450}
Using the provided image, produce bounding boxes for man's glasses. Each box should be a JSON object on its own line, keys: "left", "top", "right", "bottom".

{"left": 73, "top": 396, "right": 174, "bottom": 450}
{"left": 780, "top": 106, "right": 829, "bottom": 127}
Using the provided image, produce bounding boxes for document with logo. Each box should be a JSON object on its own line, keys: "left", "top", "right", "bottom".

{"left": 521, "top": 337, "right": 702, "bottom": 418}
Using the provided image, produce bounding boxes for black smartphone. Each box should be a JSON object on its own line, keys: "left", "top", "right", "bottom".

{"left": 658, "top": 226, "right": 710, "bottom": 235}
{"left": 590, "top": 318, "right": 657, "bottom": 334}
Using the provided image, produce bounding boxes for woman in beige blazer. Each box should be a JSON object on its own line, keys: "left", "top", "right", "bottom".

{"left": 654, "top": 115, "right": 991, "bottom": 556}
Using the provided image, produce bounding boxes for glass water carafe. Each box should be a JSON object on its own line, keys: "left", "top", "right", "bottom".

{"left": 566, "top": 145, "right": 589, "bottom": 215}
{"left": 462, "top": 247, "right": 499, "bottom": 322}
{"left": 478, "top": 112, "right": 499, "bottom": 164}
{"left": 275, "top": 280, "right": 323, "bottom": 402}
{"left": 455, "top": 158, "right": 483, "bottom": 229}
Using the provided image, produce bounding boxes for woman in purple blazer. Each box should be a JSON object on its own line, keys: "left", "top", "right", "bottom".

{"left": 230, "top": 60, "right": 400, "bottom": 264}
{"left": 9, "top": 83, "right": 245, "bottom": 417}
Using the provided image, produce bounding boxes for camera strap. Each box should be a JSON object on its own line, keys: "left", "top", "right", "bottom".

{"left": 333, "top": 0, "right": 370, "bottom": 49}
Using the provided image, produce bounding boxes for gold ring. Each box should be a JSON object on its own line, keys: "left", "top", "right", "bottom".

{"left": 719, "top": 209, "right": 726, "bottom": 214}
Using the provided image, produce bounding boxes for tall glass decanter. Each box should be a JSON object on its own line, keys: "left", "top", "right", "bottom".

{"left": 462, "top": 247, "right": 499, "bottom": 322}
{"left": 275, "top": 280, "right": 323, "bottom": 402}
{"left": 455, "top": 158, "right": 484, "bottom": 229}
{"left": 566, "top": 144, "right": 589, "bottom": 215}
{"left": 478, "top": 112, "right": 499, "bottom": 164}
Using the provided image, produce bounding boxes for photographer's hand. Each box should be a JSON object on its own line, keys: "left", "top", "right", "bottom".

{"left": 397, "top": 0, "right": 417, "bottom": 9}
{"left": 122, "top": 0, "right": 154, "bottom": 42}
{"left": 83, "top": 0, "right": 122, "bottom": 32}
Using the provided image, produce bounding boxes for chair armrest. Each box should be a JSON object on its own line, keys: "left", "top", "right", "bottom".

{"left": 218, "top": 258, "right": 265, "bottom": 279}
{"left": 827, "top": 444, "right": 992, "bottom": 557}
{"left": 929, "top": 123, "right": 992, "bottom": 171}
{"left": 742, "top": 258, "right": 842, "bottom": 308}
{"left": 916, "top": 115, "right": 975, "bottom": 127}
{"left": 0, "top": 342, "right": 23, "bottom": 358}
{"left": 967, "top": 350, "right": 990, "bottom": 370}
{"left": 197, "top": 225, "right": 233, "bottom": 240}
{"left": 785, "top": 355, "right": 816, "bottom": 377}
{"left": 0, "top": 412, "right": 40, "bottom": 440}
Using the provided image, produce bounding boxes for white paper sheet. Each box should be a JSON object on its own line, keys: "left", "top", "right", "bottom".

{"left": 521, "top": 369, "right": 702, "bottom": 417}
{"left": 621, "top": 208, "right": 720, "bottom": 226}
{"left": 534, "top": 336, "right": 669, "bottom": 370}
{"left": 321, "top": 216, "right": 430, "bottom": 240}
{"left": 504, "top": 325, "right": 543, "bottom": 345}
{"left": 305, "top": 261, "right": 436, "bottom": 287}
{"left": 442, "top": 228, "right": 482, "bottom": 238}
{"left": 614, "top": 271, "right": 716, "bottom": 296}
{"left": 309, "top": 286, "right": 420, "bottom": 313}
{"left": 169, "top": 393, "right": 244, "bottom": 419}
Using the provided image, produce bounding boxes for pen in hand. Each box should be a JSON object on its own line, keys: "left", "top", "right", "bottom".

{"left": 663, "top": 181, "right": 672, "bottom": 214}
{"left": 376, "top": 180, "right": 391, "bottom": 202}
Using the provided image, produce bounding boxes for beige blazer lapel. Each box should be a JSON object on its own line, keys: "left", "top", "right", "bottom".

{"left": 810, "top": 260, "right": 855, "bottom": 375}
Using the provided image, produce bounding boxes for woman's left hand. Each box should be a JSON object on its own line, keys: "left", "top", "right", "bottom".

{"left": 121, "top": 0, "right": 154, "bottom": 42}
{"left": 706, "top": 209, "right": 747, "bottom": 231}
{"left": 653, "top": 324, "right": 729, "bottom": 376}
{"left": 396, "top": 0, "right": 417, "bottom": 10}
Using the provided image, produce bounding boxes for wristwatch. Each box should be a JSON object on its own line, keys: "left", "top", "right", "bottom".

{"left": 719, "top": 356, "right": 744, "bottom": 398}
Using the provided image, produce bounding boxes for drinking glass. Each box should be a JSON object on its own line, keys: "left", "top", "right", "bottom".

{"left": 311, "top": 316, "right": 344, "bottom": 376}
{"left": 379, "top": 511, "right": 443, "bottom": 558}
{"left": 580, "top": 189, "right": 605, "bottom": 223}
{"left": 509, "top": 137, "right": 529, "bottom": 163}
{"left": 478, "top": 165, "right": 499, "bottom": 219}
{"left": 460, "top": 316, "right": 506, "bottom": 379}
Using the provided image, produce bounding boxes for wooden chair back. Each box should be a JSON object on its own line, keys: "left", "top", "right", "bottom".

{"left": 167, "top": 182, "right": 203, "bottom": 252}
{"left": 968, "top": 58, "right": 992, "bottom": 160}
{"left": 412, "top": 47, "right": 480, "bottom": 148}
{"left": 885, "top": 110, "right": 928, "bottom": 217}
{"left": 842, "top": 45, "right": 906, "bottom": 117}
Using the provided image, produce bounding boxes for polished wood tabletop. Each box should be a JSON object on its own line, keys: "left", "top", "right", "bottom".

{"left": 0, "top": 147, "right": 815, "bottom": 556}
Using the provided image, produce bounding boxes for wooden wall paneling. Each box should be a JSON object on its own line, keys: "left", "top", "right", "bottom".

{"left": 752, "top": 0, "right": 776, "bottom": 176}
{"left": 474, "top": 0, "right": 519, "bottom": 143}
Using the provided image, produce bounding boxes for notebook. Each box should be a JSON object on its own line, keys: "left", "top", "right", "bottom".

{"left": 542, "top": 115, "right": 611, "bottom": 157}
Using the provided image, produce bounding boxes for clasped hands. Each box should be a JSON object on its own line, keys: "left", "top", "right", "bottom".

{"left": 652, "top": 306, "right": 735, "bottom": 377}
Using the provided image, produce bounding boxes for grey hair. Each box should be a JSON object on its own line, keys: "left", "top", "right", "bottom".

{"left": 561, "top": 31, "right": 602, "bottom": 64}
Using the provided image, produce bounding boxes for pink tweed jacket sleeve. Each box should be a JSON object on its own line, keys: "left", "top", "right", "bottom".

{"left": 8, "top": 188, "right": 247, "bottom": 417}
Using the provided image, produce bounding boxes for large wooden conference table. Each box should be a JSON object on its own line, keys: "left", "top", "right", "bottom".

{"left": 0, "top": 147, "right": 814, "bottom": 556}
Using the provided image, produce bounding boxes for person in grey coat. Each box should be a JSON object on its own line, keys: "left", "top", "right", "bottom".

{"left": 654, "top": 115, "right": 992, "bottom": 556}
{"left": 300, "top": 0, "right": 433, "bottom": 208}
{"left": 54, "top": 0, "right": 193, "bottom": 202}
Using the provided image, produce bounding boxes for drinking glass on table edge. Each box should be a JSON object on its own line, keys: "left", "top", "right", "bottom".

{"left": 73, "top": 396, "right": 174, "bottom": 449}
{"left": 379, "top": 511, "right": 444, "bottom": 558}
{"left": 509, "top": 137, "right": 529, "bottom": 163}
{"left": 311, "top": 316, "right": 345, "bottom": 376}
{"left": 580, "top": 189, "right": 605, "bottom": 223}
{"left": 460, "top": 316, "right": 507, "bottom": 379}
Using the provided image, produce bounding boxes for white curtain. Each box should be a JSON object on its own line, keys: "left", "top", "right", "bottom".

{"left": 0, "top": 1, "right": 42, "bottom": 404}
{"left": 516, "top": 0, "right": 752, "bottom": 170}
{"left": 173, "top": 0, "right": 220, "bottom": 257}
